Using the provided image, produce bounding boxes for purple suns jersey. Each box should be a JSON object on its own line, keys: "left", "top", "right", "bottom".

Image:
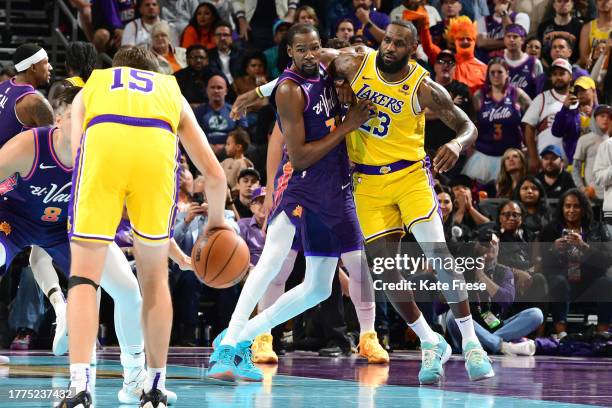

{"left": 0, "top": 78, "right": 36, "bottom": 147}
{"left": 507, "top": 56, "right": 537, "bottom": 98}
{"left": 269, "top": 64, "right": 350, "bottom": 223}
{"left": 476, "top": 86, "right": 523, "bottom": 156}
{"left": 3, "top": 127, "right": 72, "bottom": 225}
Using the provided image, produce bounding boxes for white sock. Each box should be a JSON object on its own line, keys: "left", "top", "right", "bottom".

{"left": 69, "top": 363, "right": 91, "bottom": 394}
{"left": 145, "top": 367, "right": 166, "bottom": 392}
{"left": 455, "top": 315, "right": 479, "bottom": 349}
{"left": 48, "top": 287, "right": 65, "bottom": 313}
{"left": 408, "top": 313, "right": 439, "bottom": 344}
{"left": 341, "top": 250, "right": 376, "bottom": 334}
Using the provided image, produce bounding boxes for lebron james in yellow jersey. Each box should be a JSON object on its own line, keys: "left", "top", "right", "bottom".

{"left": 229, "top": 20, "right": 494, "bottom": 385}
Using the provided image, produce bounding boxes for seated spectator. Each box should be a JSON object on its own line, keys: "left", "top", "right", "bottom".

{"left": 537, "top": 0, "right": 583, "bottom": 64}
{"left": 436, "top": 184, "right": 472, "bottom": 243}
{"left": 338, "top": 0, "right": 390, "bottom": 48}
{"left": 463, "top": 59, "right": 530, "bottom": 185}
{"left": 449, "top": 175, "right": 491, "bottom": 229}
{"left": 208, "top": 21, "right": 244, "bottom": 85}
{"left": 171, "top": 187, "right": 239, "bottom": 345}
{"left": 552, "top": 75, "right": 599, "bottom": 162}
{"left": 503, "top": 24, "right": 542, "bottom": 98}
{"left": 513, "top": 175, "right": 552, "bottom": 235}
{"left": 496, "top": 148, "right": 528, "bottom": 198}
{"left": 122, "top": 0, "right": 163, "bottom": 48}
{"left": 425, "top": 50, "right": 473, "bottom": 178}
{"left": 158, "top": 0, "right": 200, "bottom": 44}
{"left": 495, "top": 200, "right": 535, "bottom": 269}
{"left": 180, "top": 2, "right": 221, "bottom": 50}
{"left": 578, "top": 0, "right": 612, "bottom": 70}
{"left": 540, "top": 188, "right": 612, "bottom": 336}
{"left": 174, "top": 45, "right": 218, "bottom": 108}
{"left": 92, "top": 0, "right": 135, "bottom": 55}
{"left": 591, "top": 32, "right": 611, "bottom": 103}
{"left": 238, "top": 186, "right": 267, "bottom": 268}
{"left": 525, "top": 36, "right": 542, "bottom": 59}
{"left": 177, "top": 167, "right": 194, "bottom": 212}
{"left": 194, "top": 74, "right": 248, "bottom": 155}
{"left": 264, "top": 20, "right": 292, "bottom": 80}
{"left": 233, "top": 51, "right": 269, "bottom": 126}
{"left": 221, "top": 128, "right": 254, "bottom": 191}
{"left": 572, "top": 105, "right": 611, "bottom": 200}
{"left": 536, "top": 144, "right": 576, "bottom": 199}
{"left": 334, "top": 18, "right": 356, "bottom": 43}
{"left": 48, "top": 41, "right": 97, "bottom": 106}
{"left": 150, "top": 21, "right": 187, "bottom": 74}
{"left": 476, "top": 0, "right": 530, "bottom": 62}
{"left": 445, "top": 229, "right": 542, "bottom": 355}
{"left": 524, "top": 58, "right": 573, "bottom": 173}
{"left": 233, "top": 168, "right": 261, "bottom": 219}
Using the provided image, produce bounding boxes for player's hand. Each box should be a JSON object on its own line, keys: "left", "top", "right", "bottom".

{"left": 336, "top": 80, "right": 356, "bottom": 105}
{"left": 231, "top": 89, "right": 260, "bottom": 120}
{"left": 343, "top": 99, "right": 375, "bottom": 131}
{"left": 177, "top": 254, "right": 193, "bottom": 271}
{"left": 433, "top": 140, "right": 461, "bottom": 173}
{"left": 202, "top": 221, "right": 234, "bottom": 238}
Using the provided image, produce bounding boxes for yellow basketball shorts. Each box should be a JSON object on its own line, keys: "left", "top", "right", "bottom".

{"left": 69, "top": 120, "right": 180, "bottom": 245}
{"left": 352, "top": 160, "right": 440, "bottom": 243}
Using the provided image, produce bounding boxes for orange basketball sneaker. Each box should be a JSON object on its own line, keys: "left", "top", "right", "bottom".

{"left": 251, "top": 334, "right": 279, "bottom": 364}
{"left": 358, "top": 331, "right": 390, "bottom": 364}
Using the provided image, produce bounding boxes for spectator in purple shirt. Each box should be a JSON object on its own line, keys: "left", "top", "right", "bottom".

{"left": 339, "top": 0, "right": 390, "bottom": 48}
{"left": 445, "top": 229, "right": 543, "bottom": 355}
{"left": 238, "top": 186, "right": 266, "bottom": 267}
{"left": 92, "top": 0, "right": 136, "bottom": 55}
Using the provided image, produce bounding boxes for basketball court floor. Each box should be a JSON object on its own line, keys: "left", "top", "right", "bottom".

{"left": 0, "top": 347, "right": 609, "bottom": 407}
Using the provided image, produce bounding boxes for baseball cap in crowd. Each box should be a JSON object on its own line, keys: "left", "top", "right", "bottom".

{"left": 250, "top": 186, "right": 266, "bottom": 203}
{"left": 436, "top": 50, "right": 455, "bottom": 64}
{"left": 550, "top": 58, "right": 572, "bottom": 75}
{"left": 272, "top": 19, "right": 291, "bottom": 36}
{"left": 238, "top": 168, "right": 261, "bottom": 182}
{"left": 594, "top": 104, "right": 612, "bottom": 117}
{"left": 574, "top": 76, "right": 596, "bottom": 91}
{"left": 540, "top": 145, "right": 563, "bottom": 158}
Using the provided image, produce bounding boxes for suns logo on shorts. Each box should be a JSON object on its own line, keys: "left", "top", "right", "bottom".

{"left": 292, "top": 205, "right": 303, "bottom": 218}
{"left": 0, "top": 221, "right": 11, "bottom": 236}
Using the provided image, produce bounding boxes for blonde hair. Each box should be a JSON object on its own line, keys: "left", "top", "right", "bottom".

{"left": 496, "top": 148, "right": 527, "bottom": 198}
{"left": 295, "top": 5, "right": 319, "bottom": 26}
{"left": 151, "top": 21, "right": 171, "bottom": 38}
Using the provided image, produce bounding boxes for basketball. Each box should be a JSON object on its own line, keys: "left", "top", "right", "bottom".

{"left": 191, "top": 229, "right": 250, "bottom": 288}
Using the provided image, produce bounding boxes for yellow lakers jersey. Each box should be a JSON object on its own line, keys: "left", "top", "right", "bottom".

{"left": 82, "top": 67, "right": 182, "bottom": 133}
{"left": 65, "top": 76, "right": 85, "bottom": 87}
{"left": 348, "top": 51, "right": 429, "bottom": 165}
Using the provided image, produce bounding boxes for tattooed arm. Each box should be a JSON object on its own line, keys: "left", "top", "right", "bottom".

{"left": 418, "top": 77, "right": 477, "bottom": 173}
{"left": 16, "top": 94, "right": 54, "bottom": 127}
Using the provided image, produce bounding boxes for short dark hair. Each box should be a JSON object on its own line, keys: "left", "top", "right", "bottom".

{"left": 112, "top": 46, "right": 159, "bottom": 72}
{"left": 550, "top": 34, "right": 573, "bottom": 49}
{"left": 228, "top": 128, "right": 250, "bottom": 150}
{"left": 56, "top": 86, "right": 81, "bottom": 112}
{"left": 66, "top": 41, "right": 97, "bottom": 81}
{"left": 388, "top": 20, "right": 418, "bottom": 43}
{"left": 287, "top": 23, "right": 319, "bottom": 46}
{"left": 240, "top": 50, "right": 267, "bottom": 76}
{"left": 186, "top": 44, "right": 206, "bottom": 57}
{"left": 214, "top": 20, "right": 233, "bottom": 33}
{"left": 326, "top": 37, "right": 350, "bottom": 50}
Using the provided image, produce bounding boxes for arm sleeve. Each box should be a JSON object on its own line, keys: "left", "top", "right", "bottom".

{"left": 418, "top": 24, "right": 441, "bottom": 66}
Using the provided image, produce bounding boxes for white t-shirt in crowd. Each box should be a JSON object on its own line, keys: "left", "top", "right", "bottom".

{"left": 522, "top": 89, "right": 567, "bottom": 159}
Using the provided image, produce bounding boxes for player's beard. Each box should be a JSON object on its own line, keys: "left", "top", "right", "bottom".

{"left": 297, "top": 62, "right": 319, "bottom": 78}
{"left": 376, "top": 52, "right": 409, "bottom": 74}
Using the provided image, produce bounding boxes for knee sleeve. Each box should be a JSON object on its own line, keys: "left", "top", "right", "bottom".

{"left": 29, "top": 246, "right": 60, "bottom": 296}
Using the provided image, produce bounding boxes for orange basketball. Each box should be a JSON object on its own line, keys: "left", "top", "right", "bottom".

{"left": 191, "top": 229, "right": 250, "bottom": 288}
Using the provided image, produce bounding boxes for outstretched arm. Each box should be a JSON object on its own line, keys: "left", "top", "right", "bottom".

{"left": 418, "top": 77, "right": 477, "bottom": 173}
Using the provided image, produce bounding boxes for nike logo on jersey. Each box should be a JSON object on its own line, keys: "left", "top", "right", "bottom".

{"left": 362, "top": 76, "right": 374, "bottom": 80}
{"left": 39, "top": 163, "right": 56, "bottom": 170}
{"left": 341, "top": 183, "right": 351, "bottom": 190}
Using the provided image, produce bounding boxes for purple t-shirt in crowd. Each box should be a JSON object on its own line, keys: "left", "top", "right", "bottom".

{"left": 238, "top": 216, "right": 264, "bottom": 266}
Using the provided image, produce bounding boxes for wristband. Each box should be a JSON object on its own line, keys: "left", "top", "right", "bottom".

{"left": 257, "top": 78, "right": 279, "bottom": 98}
